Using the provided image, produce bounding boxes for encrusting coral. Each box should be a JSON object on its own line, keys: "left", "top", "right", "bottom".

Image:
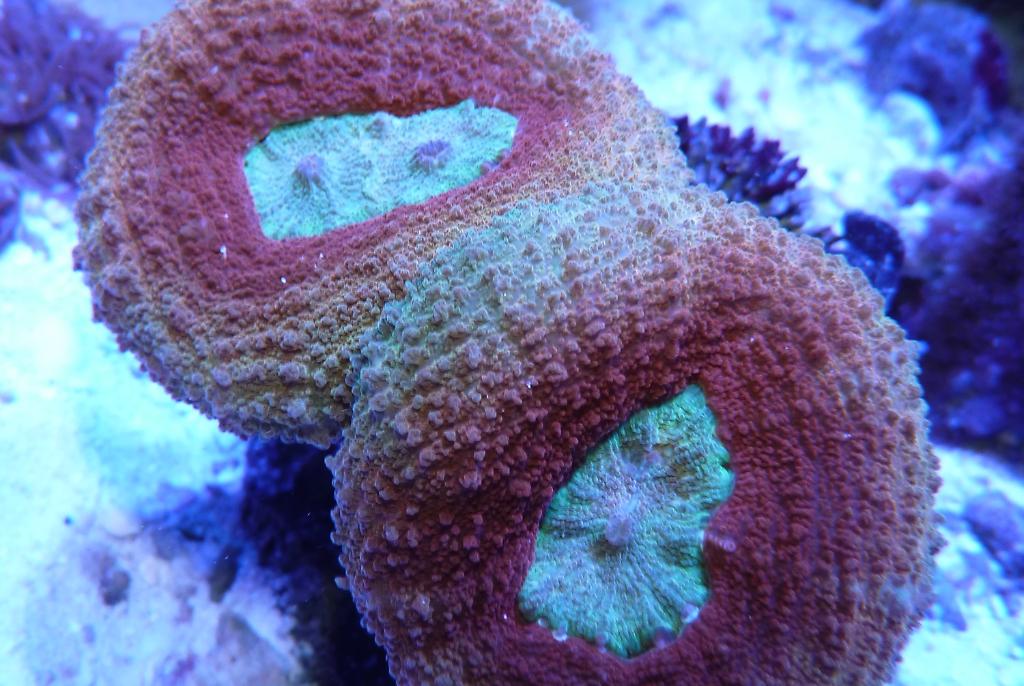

{"left": 73, "top": 0, "right": 941, "bottom": 684}
{"left": 73, "top": 0, "right": 680, "bottom": 447}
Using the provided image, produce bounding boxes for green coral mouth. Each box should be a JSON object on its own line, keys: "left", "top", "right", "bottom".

{"left": 517, "top": 385, "right": 734, "bottom": 658}
{"left": 243, "top": 100, "right": 518, "bottom": 240}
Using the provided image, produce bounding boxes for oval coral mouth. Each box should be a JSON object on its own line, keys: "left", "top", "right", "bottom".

{"left": 517, "top": 385, "right": 734, "bottom": 659}
{"left": 243, "top": 101, "right": 518, "bottom": 240}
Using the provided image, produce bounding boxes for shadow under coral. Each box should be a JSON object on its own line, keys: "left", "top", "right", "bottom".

{"left": 241, "top": 438, "right": 393, "bottom": 686}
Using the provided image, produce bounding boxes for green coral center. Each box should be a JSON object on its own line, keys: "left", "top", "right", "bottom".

{"left": 243, "top": 100, "right": 518, "bottom": 240}
{"left": 517, "top": 385, "right": 733, "bottom": 658}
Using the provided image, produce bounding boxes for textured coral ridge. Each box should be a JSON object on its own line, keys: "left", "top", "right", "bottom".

{"left": 332, "top": 178, "right": 941, "bottom": 685}
{"left": 73, "top": 0, "right": 678, "bottom": 446}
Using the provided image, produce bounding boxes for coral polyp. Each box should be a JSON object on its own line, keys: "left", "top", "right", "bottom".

{"left": 292, "top": 154, "right": 327, "bottom": 191}
{"left": 243, "top": 101, "right": 517, "bottom": 240}
{"left": 74, "top": 0, "right": 679, "bottom": 446}
{"left": 518, "top": 385, "right": 733, "bottom": 659}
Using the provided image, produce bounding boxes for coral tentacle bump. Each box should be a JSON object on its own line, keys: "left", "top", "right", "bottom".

{"left": 73, "top": 0, "right": 941, "bottom": 684}
{"left": 74, "top": 0, "right": 677, "bottom": 446}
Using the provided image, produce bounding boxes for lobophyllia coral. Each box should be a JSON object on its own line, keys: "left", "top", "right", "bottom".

{"left": 332, "top": 174, "right": 940, "bottom": 685}
{"left": 73, "top": 0, "right": 941, "bottom": 684}
{"left": 73, "top": 0, "right": 680, "bottom": 447}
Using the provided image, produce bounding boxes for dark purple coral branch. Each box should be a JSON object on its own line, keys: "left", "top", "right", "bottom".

{"left": 674, "top": 115, "right": 808, "bottom": 231}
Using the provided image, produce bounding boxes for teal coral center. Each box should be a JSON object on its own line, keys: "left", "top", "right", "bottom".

{"left": 243, "top": 100, "right": 518, "bottom": 240}
{"left": 517, "top": 385, "right": 734, "bottom": 658}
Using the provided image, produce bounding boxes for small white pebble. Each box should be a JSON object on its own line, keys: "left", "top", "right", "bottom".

{"left": 97, "top": 505, "right": 142, "bottom": 539}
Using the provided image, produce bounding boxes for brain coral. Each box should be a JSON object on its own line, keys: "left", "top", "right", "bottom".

{"left": 73, "top": 0, "right": 679, "bottom": 446}
{"left": 72, "top": 0, "right": 941, "bottom": 682}
{"left": 331, "top": 174, "right": 941, "bottom": 685}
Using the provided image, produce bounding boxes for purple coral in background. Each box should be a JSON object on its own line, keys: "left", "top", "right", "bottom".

{"left": 965, "top": 492, "right": 1024, "bottom": 584}
{"left": 240, "top": 439, "right": 393, "bottom": 686}
{"left": 671, "top": 94, "right": 1019, "bottom": 455}
{"left": 828, "top": 211, "right": 905, "bottom": 310}
{"left": 975, "top": 28, "right": 1011, "bottom": 110}
{"left": 859, "top": 2, "right": 1010, "bottom": 147}
{"left": 674, "top": 115, "right": 808, "bottom": 230}
{"left": 0, "top": 0, "right": 127, "bottom": 186}
{"left": 673, "top": 116, "right": 906, "bottom": 311}
{"left": 893, "top": 145, "right": 1024, "bottom": 457}
{"left": 0, "top": 164, "right": 18, "bottom": 251}
{"left": 0, "top": 160, "right": 48, "bottom": 256}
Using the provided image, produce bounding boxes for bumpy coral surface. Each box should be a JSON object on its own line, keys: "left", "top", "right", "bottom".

{"left": 332, "top": 175, "right": 941, "bottom": 685}
{"left": 73, "top": 0, "right": 678, "bottom": 446}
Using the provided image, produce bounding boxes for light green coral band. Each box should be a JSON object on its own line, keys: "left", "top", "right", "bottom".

{"left": 243, "top": 100, "right": 518, "bottom": 240}
{"left": 517, "top": 385, "right": 733, "bottom": 658}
